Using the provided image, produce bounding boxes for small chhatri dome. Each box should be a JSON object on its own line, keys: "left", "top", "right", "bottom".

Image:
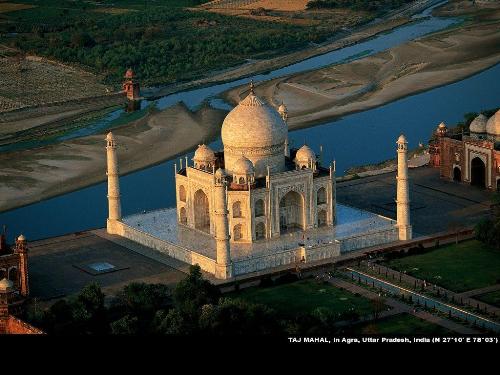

{"left": 486, "top": 109, "right": 500, "bottom": 136}
{"left": 0, "top": 278, "right": 14, "bottom": 292}
{"left": 106, "top": 132, "right": 115, "bottom": 141}
{"left": 295, "top": 145, "right": 316, "bottom": 162}
{"left": 193, "top": 144, "right": 215, "bottom": 162}
{"left": 233, "top": 156, "right": 254, "bottom": 175}
{"left": 215, "top": 168, "right": 225, "bottom": 178}
{"left": 469, "top": 114, "right": 487, "bottom": 134}
{"left": 17, "top": 234, "right": 26, "bottom": 242}
{"left": 397, "top": 134, "right": 407, "bottom": 144}
{"left": 438, "top": 122, "right": 447, "bottom": 129}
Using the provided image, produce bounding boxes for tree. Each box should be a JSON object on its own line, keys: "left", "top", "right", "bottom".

{"left": 113, "top": 282, "right": 172, "bottom": 318}
{"left": 110, "top": 315, "right": 139, "bottom": 335}
{"left": 475, "top": 193, "right": 500, "bottom": 249}
{"left": 71, "top": 282, "right": 108, "bottom": 334}
{"left": 173, "top": 265, "right": 220, "bottom": 320}
{"left": 371, "top": 296, "right": 386, "bottom": 320}
{"left": 198, "top": 298, "right": 282, "bottom": 335}
{"left": 70, "top": 32, "right": 95, "bottom": 48}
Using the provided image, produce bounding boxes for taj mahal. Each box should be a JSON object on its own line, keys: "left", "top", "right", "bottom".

{"left": 104, "top": 83, "right": 412, "bottom": 279}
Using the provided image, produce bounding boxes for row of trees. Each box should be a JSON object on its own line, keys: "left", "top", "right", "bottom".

{"left": 2, "top": 2, "right": 340, "bottom": 87}
{"left": 26, "top": 265, "right": 373, "bottom": 335}
{"left": 476, "top": 193, "right": 500, "bottom": 250}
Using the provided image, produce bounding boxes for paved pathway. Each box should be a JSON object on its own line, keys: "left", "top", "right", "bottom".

{"left": 327, "top": 277, "right": 479, "bottom": 335}
{"left": 458, "top": 284, "right": 500, "bottom": 298}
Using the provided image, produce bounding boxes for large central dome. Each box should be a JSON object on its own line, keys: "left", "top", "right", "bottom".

{"left": 221, "top": 89, "right": 288, "bottom": 177}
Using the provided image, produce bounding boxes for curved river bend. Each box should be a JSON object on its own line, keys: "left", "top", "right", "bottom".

{"left": 1, "top": 2, "right": 500, "bottom": 241}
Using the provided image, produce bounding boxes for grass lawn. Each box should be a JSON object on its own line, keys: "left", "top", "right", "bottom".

{"left": 385, "top": 240, "right": 500, "bottom": 293}
{"left": 476, "top": 290, "right": 500, "bottom": 308}
{"left": 349, "top": 313, "right": 452, "bottom": 335}
{"left": 229, "top": 279, "right": 375, "bottom": 317}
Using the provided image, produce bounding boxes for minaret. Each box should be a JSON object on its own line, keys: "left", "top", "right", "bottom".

{"left": 396, "top": 134, "right": 412, "bottom": 240}
{"left": 213, "top": 168, "right": 232, "bottom": 279}
{"left": 14, "top": 234, "right": 29, "bottom": 297}
{"left": 106, "top": 132, "right": 122, "bottom": 234}
{"left": 278, "top": 101, "right": 289, "bottom": 158}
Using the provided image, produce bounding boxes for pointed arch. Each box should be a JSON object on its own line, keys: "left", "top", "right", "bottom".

{"left": 255, "top": 222, "right": 266, "bottom": 240}
{"left": 317, "top": 187, "right": 326, "bottom": 205}
{"left": 194, "top": 189, "right": 210, "bottom": 233}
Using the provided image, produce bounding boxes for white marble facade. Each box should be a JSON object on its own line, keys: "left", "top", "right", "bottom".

{"left": 175, "top": 85, "right": 335, "bottom": 247}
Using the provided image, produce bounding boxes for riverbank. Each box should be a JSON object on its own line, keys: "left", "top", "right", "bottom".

{"left": 223, "top": 2, "right": 500, "bottom": 130}
{"left": 0, "top": 104, "right": 226, "bottom": 212}
{"left": 0, "top": 2, "right": 420, "bottom": 145}
{"left": 1, "top": 1, "right": 497, "bottom": 215}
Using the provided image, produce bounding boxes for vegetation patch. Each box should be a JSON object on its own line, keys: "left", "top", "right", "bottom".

{"left": 92, "top": 8, "right": 137, "bottom": 15}
{"left": 0, "top": 0, "right": 384, "bottom": 87}
{"left": 0, "top": 2, "right": 35, "bottom": 13}
{"left": 476, "top": 290, "right": 500, "bottom": 309}
{"left": 384, "top": 240, "right": 500, "bottom": 293}
{"left": 348, "top": 313, "right": 452, "bottom": 335}
{"left": 229, "top": 278, "right": 375, "bottom": 317}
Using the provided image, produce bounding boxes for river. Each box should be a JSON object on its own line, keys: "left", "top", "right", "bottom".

{"left": 1, "top": 2, "right": 499, "bottom": 242}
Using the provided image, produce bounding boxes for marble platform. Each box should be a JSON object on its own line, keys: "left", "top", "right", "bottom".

{"left": 122, "top": 204, "right": 396, "bottom": 261}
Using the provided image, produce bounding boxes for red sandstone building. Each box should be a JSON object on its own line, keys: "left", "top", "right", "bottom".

{"left": 122, "top": 68, "right": 140, "bottom": 101}
{"left": 0, "top": 234, "right": 43, "bottom": 334}
{"left": 429, "top": 110, "right": 500, "bottom": 191}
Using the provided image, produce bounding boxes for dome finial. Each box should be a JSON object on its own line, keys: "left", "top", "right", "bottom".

{"left": 249, "top": 80, "right": 255, "bottom": 94}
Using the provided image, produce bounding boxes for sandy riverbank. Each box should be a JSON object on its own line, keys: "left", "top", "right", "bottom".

{"left": 223, "top": 3, "right": 500, "bottom": 130}
{"left": 0, "top": 103, "right": 226, "bottom": 212}
{"left": 1, "top": 1, "right": 496, "bottom": 214}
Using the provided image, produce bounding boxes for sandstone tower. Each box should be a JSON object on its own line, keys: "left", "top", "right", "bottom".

{"left": 122, "top": 68, "right": 140, "bottom": 101}
{"left": 396, "top": 134, "right": 412, "bottom": 240}
{"left": 14, "top": 235, "right": 29, "bottom": 297}
{"left": 106, "top": 132, "right": 122, "bottom": 234}
{"left": 213, "top": 168, "right": 232, "bottom": 279}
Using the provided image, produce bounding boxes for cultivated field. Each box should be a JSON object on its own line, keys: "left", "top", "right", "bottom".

{"left": 0, "top": 2, "right": 35, "bottom": 13}
{"left": 201, "top": 0, "right": 310, "bottom": 11}
{"left": 0, "top": 50, "right": 110, "bottom": 113}
{"left": 199, "top": 0, "right": 368, "bottom": 26}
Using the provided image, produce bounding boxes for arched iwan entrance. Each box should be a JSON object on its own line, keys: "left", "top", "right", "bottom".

{"left": 279, "top": 191, "right": 304, "bottom": 234}
{"left": 233, "top": 224, "right": 244, "bottom": 241}
{"left": 194, "top": 189, "right": 210, "bottom": 233}
{"left": 255, "top": 222, "right": 265, "bottom": 240}
{"left": 317, "top": 210, "right": 327, "bottom": 227}
{"left": 453, "top": 167, "right": 461, "bottom": 182}
{"left": 470, "top": 157, "right": 486, "bottom": 188}
{"left": 179, "top": 207, "right": 187, "bottom": 225}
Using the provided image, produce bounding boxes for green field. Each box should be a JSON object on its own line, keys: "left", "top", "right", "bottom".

{"left": 348, "top": 313, "right": 452, "bottom": 335}
{"left": 0, "top": 0, "right": 370, "bottom": 87}
{"left": 476, "top": 290, "right": 500, "bottom": 308}
{"left": 230, "top": 279, "right": 376, "bottom": 317}
{"left": 385, "top": 240, "right": 500, "bottom": 293}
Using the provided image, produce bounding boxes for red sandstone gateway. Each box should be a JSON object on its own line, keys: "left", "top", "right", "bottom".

{"left": 428, "top": 111, "right": 500, "bottom": 191}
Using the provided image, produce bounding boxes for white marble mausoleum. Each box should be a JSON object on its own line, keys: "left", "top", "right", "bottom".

{"left": 104, "top": 83, "right": 412, "bottom": 279}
